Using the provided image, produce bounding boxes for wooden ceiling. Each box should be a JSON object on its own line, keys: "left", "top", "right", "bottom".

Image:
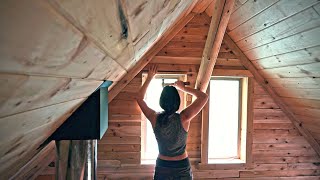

{"left": 0, "top": 0, "right": 198, "bottom": 178}
{"left": 0, "top": 0, "right": 320, "bottom": 179}
{"left": 225, "top": 0, "right": 320, "bottom": 147}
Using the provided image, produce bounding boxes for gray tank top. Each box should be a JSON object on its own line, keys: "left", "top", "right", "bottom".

{"left": 153, "top": 113, "right": 187, "bottom": 157}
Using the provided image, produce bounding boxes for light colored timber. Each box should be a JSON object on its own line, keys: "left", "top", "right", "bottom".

{"left": 0, "top": 74, "right": 102, "bottom": 118}
{"left": 108, "top": 13, "right": 196, "bottom": 102}
{"left": 237, "top": 7, "right": 320, "bottom": 52}
{"left": 193, "top": 0, "right": 216, "bottom": 13}
{"left": 195, "top": 0, "right": 235, "bottom": 92}
{"left": 151, "top": 56, "right": 242, "bottom": 66}
{"left": 223, "top": 33, "right": 320, "bottom": 156}
{"left": 0, "top": 98, "right": 84, "bottom": 179}
{"left": 10, "top": 141, "right": 55, "bottom": 180}
{"left": 200, "top": 89, "right": 209, "bottom": 164}
{"left": 228, "top": 0, "right": 320, "bottom": 42}
{"left": 227, "top": 0, "right": 279, "bottom": 31}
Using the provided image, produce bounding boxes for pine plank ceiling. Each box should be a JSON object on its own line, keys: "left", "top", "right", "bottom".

{"left": 0, "top": 0, "right": 320, "bottom": 178}
{"left": 224, "top": 0, "right": 320, "bottom": 147}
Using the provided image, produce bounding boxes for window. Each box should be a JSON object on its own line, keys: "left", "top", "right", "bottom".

{"left": 201, "top": 76, "right": 252, "bottom": 165}
{"left": 141, "top": 74, "right": 186, "bottom": 164}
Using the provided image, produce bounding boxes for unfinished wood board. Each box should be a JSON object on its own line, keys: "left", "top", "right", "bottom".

{"left": 123, "top": 0, "right": 196, "bottom": 62}
{"left": 193, "top": 0, "right": 215, "bottom": 13}
{"left": 11, "top": 141, "right": 55, "bottom": 180}
{"left": 108, "top": 13, "right": 196, "bottom": 102}
{"left": 223, "top": 34, "right": 320, "bottom": 156}
{"left": 259, "top": 62, "right": 320, "bottom": 78}
{"left": 86, "top": 55, "right": 127, "bottom": 81}
{"left": 238, "top": 7, "right": 320, "bottom": 51}
{"left": 152, "top": 56, "right": 243, "bottom": 67}
{"left": 124, "top": 0, "right": 193, "bottom": 45}
{"left": 252, "top": 46, "right": 320, "bottom": 70}
{"left": 245, "top": 27, "right": 320, "bottom": 60}
{"left": 212, "top": 69, "right": 253, "bottom": 77}
{"left": 0, "top": 0, "right": 108, "bottom": 79}
{"left": 290, "top": 106, "right": 320, "bottom": 118}
{"left": 254, "top": 94, "right": 279, "bottom": 109}
{"left": 281, "top": 97, "right": 320, "bottom": 109}
{"left": 195, "top": 0, "right": 235, "bottom": 91}
{"left": 0, "top": 98, "right": 85, "bottom": 152}
{"left": 266, "top": 77, "right": 320, "bottom": 89}
{"left": 0, "top": 98, "right": 84, "bottom": 179}
{"left": 227, "top": 0, "right": 279, "bottom": 31}
{"left": 49, "top": 0, "right": 132, "bottom": 61}
{"left": 228, "top": 0, "right": 320, "bottom": 42}
{"left": 0, "top": 74, "right": 101, "bottom": 117}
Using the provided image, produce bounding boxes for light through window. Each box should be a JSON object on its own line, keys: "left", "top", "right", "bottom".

{"left": 208, "top": 78, "right": 246, "bottom": 164}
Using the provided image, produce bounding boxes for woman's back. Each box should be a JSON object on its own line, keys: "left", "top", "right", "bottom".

{"left": 154, "top": 113, "right": 187, "bottom": 157}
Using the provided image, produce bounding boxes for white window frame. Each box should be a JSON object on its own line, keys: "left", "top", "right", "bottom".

{"left": 200, "top": 75, "right": 253, "bottom": 169}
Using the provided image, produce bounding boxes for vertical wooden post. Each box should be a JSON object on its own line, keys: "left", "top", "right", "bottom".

{"left": 197, "top": 0, "right": 235, "bottom": 164}
{"left": 195, "top": 0, "right": 235, "bottom": 92}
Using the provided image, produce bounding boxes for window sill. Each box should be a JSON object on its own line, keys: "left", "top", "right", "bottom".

{"left": 141, "top": 159, "right": 156, "bottom": 165}
{"left": 208, "top": 158, "right": 245, "bottom": 164}
{"left": 196, "top": 160, "right": 252, "bottom": 170}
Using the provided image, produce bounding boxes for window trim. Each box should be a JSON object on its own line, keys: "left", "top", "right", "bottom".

{"left": 199, "top": 75, "right": 253, "bottom": 169}
{"left": 208, "top": 77, "right": 241, "bottom": 161}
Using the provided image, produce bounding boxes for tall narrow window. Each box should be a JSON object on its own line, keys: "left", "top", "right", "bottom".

{"left": 208, "top": 77, "right": 248, "bottom": 164}
{"left": 141, "top": 74, "right": 185, "bottom": 164}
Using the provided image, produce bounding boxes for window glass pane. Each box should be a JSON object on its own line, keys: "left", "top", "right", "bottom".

{"left": 143, "top": 78, "right": 177, "bottom": 161}
{"left": 208, "top": 79, "right": 240, "bottom": 160}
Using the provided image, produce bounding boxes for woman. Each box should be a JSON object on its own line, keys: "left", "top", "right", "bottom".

{"left": 136, "top": 65, "right": 208, "bottom": 179}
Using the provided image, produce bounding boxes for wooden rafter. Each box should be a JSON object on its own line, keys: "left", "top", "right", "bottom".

{"left": 195, "top": 0, "right": 235, "bottom": 92}
{"left": 192, "top": 0, "right": 216, "bottom": 13}
{"left": 108, "top": 12, "right": 196, "bottom": 103}
{"left": 223, "top": 33, "right": 320, "bottom": 157}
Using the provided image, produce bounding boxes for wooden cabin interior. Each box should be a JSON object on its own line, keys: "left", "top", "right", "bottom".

{"left": 1, "top": 0, "right": 320, "bottom": 179}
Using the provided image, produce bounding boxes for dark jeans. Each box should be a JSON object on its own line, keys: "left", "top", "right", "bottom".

{"left": 154, "top": 158, "right": 193, "bottom": 180}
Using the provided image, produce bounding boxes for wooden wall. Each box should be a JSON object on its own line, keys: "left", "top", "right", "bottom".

{"left": 37, "top": 13, "right": 320, "bottom": 179}
{"left": 225, "top": 0, "right": 320, "bottom": 145}
{"left": 0, "top": 0, "right": 196, "bottom": 179}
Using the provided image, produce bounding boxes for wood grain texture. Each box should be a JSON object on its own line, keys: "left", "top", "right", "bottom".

{"left": 196, "top": 0, "right": 235, "bottom": 92}
{"left": 0, "top": 74, "right": 101, "bottom": 117}
{"left": 108, "top": 13, "right": 196, "bottom": 102}
{"left": 228, "top": 0, "right": 320, "bottom": 42}
{"left": 11, "top": 141, "right": 55, "bottom": 180}
{"left": 193, "top": 0, "right": 216, "bottom": 13}
{"left": 49, "top": 0, "right": 131, "bottom": 60}
{"left": 245, "top": 27, "right": 320, "bottom": 60}
{"left": 223, "top": 33, "right": 320, "bottom": 157}
{"left": 237, "top": 7, "right": 320, "bottom": 52}
{"left": 42, "top": 15, "right": 319, "bottom": 178}
{"left": 252, "top": 46, "right": 320, "bottom": 70}
{"left": 0, "top": 0, "right": 108, "bottom": 79}
{"left": 1, "top": 99, "right": 84, "bottom": 179}
{"left": 227, "top": 0, "right": 279, "bottom": 31}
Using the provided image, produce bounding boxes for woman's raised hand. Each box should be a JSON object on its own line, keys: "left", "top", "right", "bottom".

{"left": 148, "top": 65, "right": 158, "bottom": 79}
{"left": 173, "top": 81, "right": 185, "bottom": 90}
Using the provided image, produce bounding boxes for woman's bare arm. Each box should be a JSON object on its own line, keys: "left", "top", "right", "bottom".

{"left": 173, "top": 81, "right": 208, "bottom": 123}
{"left": 136, "top": 65, "right": 158, "bottom": 126}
